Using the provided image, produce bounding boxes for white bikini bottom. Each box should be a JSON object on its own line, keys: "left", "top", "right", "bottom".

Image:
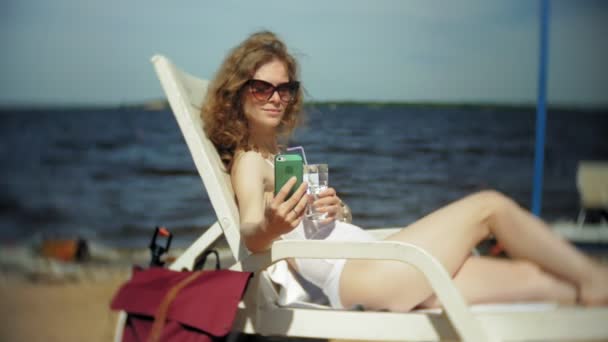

{"left": 284, "top": 219, "right": 376, "bottom": 308}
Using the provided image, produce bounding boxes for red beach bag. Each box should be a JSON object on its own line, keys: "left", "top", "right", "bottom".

{"left": 111, "top": 266, "right": 252, "bottom": 342}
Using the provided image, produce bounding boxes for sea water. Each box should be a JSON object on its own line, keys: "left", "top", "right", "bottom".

{"left": 1, "top": 105, "right": 606, "bottom": 247}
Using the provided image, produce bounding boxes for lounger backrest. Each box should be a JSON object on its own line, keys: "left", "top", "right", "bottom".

{"left": 151, "top": 55, "right": 248, "bottom": 261}
{"left": 577, "top": 161, "right": 608, "bottom": 210}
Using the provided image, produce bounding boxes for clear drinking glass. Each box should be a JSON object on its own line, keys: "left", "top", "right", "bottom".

{"left": 303, "top": 164, "right": 329, "bottom": 224}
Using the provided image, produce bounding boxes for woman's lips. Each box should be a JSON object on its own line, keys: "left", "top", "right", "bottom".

{"left": 263, "top": 108, "right": 282, "bottom": 116}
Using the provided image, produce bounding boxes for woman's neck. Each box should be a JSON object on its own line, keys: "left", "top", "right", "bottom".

{"left": 248, "top": 126, "right": 279, "bottom": 156}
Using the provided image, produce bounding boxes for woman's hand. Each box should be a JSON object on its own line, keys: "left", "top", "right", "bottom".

{"left": 312, "top": 187, "right": 343, "bottom": 224}
{"left": 267, "top": 177, "right": 309, "bottom": 234}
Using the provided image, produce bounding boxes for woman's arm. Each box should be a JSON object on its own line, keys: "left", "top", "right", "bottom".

{"left": 231, "top": 151, "right": 308, "bottom": 253}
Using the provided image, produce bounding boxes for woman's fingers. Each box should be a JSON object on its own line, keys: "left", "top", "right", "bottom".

{"left": 265, "top": 180, "right": 310, "bottom": 233}
{"left": 274, "top": 180, "right": 308, "bottom": 220}
{"left": 291, "top": 191, "right": 309, "bottom": 216}
{"left": 312, "top": 187, "right": 341, "bottom": 222}
{"left": 284, "top": 181, "right": 307, "bottom": 207}
{"left": 316, "top": 203, "right": 340, "bottom": 217}
{"left": 273, "top": 177, "right": 297, "bottom": 204}
{"left": 314, "top": 197, "right": 339, "bottom": 207}
{"left": 285, "top": 183, "right": 309, "bottom": 223}
{"left": 313, "top": 191, "right": 340, "bottom": 208}
{"left": 317, "top": 187, "right": 336, "bottom": 198}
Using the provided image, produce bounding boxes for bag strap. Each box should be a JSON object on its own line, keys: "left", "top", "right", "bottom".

{"left": 194, "top": 249, "right": 221, "bottom": 271}
{"left": 147, "top": 270, "right": 204, "bottom": 342}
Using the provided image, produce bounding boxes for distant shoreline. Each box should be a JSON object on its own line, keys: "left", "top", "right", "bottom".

{"left": 305, "top": 101, "right": 608, "bottom": 113}
{"left": 1, "top": 100, "right": 607, "bottom": 113}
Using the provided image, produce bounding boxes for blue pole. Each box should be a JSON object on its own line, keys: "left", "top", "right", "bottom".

{"left": 532, "top": 0, "right": 550, "bottom": 216}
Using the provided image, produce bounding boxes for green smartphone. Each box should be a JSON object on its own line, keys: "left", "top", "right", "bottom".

{"left": 274, "top": 154, "right": 303, "bottom": 199}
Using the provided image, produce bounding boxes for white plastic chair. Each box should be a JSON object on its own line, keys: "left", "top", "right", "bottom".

{"left": 114, "top": 54, "right": 608, "bottom": 342}
{"left": 576, "top": 161, "right": 608, "bottom": 227}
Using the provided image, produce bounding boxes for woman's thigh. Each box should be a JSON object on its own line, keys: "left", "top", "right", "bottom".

{"left": 418, "top": 256, "right": 577, "bottom": 308}
{"left": 385, "top": 191, "right": 506, "bottom": 274}
{"left": 340, "top": 192, "right": 498, "bottom": 311}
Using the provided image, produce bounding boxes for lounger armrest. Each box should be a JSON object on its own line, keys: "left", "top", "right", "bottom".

{"left": 270, "top": 240, "right": 456, "bottom": 306}
{"left": 277, "top": 240, "right": 493, "bottom": 341}
{"left": 239, "top": 239, "right": 496, "bottom": 342}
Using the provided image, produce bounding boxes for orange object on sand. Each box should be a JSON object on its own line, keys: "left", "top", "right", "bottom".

{"left": 40, "top": 238, "right": 89, "bottom": 262}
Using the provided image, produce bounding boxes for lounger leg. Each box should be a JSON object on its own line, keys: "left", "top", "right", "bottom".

{"left": 577, "top": 209, "right": 586, "bottom": 228}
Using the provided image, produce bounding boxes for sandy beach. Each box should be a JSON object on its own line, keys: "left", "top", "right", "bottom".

{"left": 0, "top": 276, "right": 127, "bottom": 342}
{"left": 0, "top": 243, "right": 236, "bottom": 342}
{"left": 1, "top": 237, "right": 607, "bottom": 342}
{"left": 0, "top": 242, "right": 148, "bottom": 342}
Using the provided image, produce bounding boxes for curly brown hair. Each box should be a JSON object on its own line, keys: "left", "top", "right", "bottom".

{"left": 201, "top": 31, "right": 304, "bottom": 172}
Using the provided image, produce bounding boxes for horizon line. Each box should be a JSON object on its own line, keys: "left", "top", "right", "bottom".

{"left": 0, "top": 99, "right": 607, "bottom": 112}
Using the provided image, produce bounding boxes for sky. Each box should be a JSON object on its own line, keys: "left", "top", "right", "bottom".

{"left": 1, "top": 0, "right": 607, "bottom": 108}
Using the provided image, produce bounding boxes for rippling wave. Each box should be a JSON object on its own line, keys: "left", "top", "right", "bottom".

{"left": 1, "top": 105, "right": 606, "bottom": 247}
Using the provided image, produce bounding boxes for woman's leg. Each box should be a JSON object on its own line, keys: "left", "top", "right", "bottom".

{"left": 339, "top": 190, "right": 608, "bottom": 311}
{"left": 417, "top": 256, "right": 577, "bottom": 308}
{"left": 448, "top": 191, "right": 608, "bottom": 306}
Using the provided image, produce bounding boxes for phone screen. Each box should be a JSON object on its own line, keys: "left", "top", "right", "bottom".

{"left": 274, "top": 154, "right": 303, "bottom": 198}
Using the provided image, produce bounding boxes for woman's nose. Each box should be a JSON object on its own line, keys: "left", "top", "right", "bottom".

{"left": 268, "top": 90, "right": 282, "bottom": 104}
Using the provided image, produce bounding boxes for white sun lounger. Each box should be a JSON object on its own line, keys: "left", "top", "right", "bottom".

{"left": 577, "top": 161, "right": 608, "bottom": 227}
{"left": 114, "top": 54, "right": 608, "bottom": 342}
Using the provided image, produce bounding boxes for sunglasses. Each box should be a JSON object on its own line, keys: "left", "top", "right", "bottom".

{"left": 245, "top": 79, "right": 300, "bottom": 103}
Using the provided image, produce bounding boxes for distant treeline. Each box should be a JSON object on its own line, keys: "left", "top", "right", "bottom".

{"left": 141, "top": 99, "right": 608, "bottom": 113}
{"left": 1, "top": 99, "right": 606, "bottom": 113}
{"left": 304, "top": 101, "right": 607, "bottom": 113}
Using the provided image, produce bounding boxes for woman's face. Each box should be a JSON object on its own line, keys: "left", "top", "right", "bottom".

{"left": 242, "top": 59, "right": 290, "bottom": 131}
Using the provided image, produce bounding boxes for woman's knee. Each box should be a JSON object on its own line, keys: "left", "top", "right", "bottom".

{"left": 472, "top": 190, "right": 514, "bottom": 208}
{"left": 470, "top": 190, "right": 518, "bottom": 224}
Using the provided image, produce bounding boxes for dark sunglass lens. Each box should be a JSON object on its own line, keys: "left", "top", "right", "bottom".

{"left": 250, "top": 81, "right": 274, "bottom": 100}
{"left": 248, "top": 80, "right": 299, "bottom": 102}
{"left": 277, "top": 83, "right": 298, "bottom": 102}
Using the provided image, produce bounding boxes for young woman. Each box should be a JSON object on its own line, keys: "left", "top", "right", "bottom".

{"left": 201, "top": 31, "right": 608, "bottom": 312}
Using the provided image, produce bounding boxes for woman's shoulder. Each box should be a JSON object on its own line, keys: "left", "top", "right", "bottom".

{"left": 234, "top": 150, "right": 265, "bottom": 164}
{"left": 232, "top": 150, "right": 267, "bottom": 174}
{"left": 231, "top": 150, "right": 271, "bottom": 189}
